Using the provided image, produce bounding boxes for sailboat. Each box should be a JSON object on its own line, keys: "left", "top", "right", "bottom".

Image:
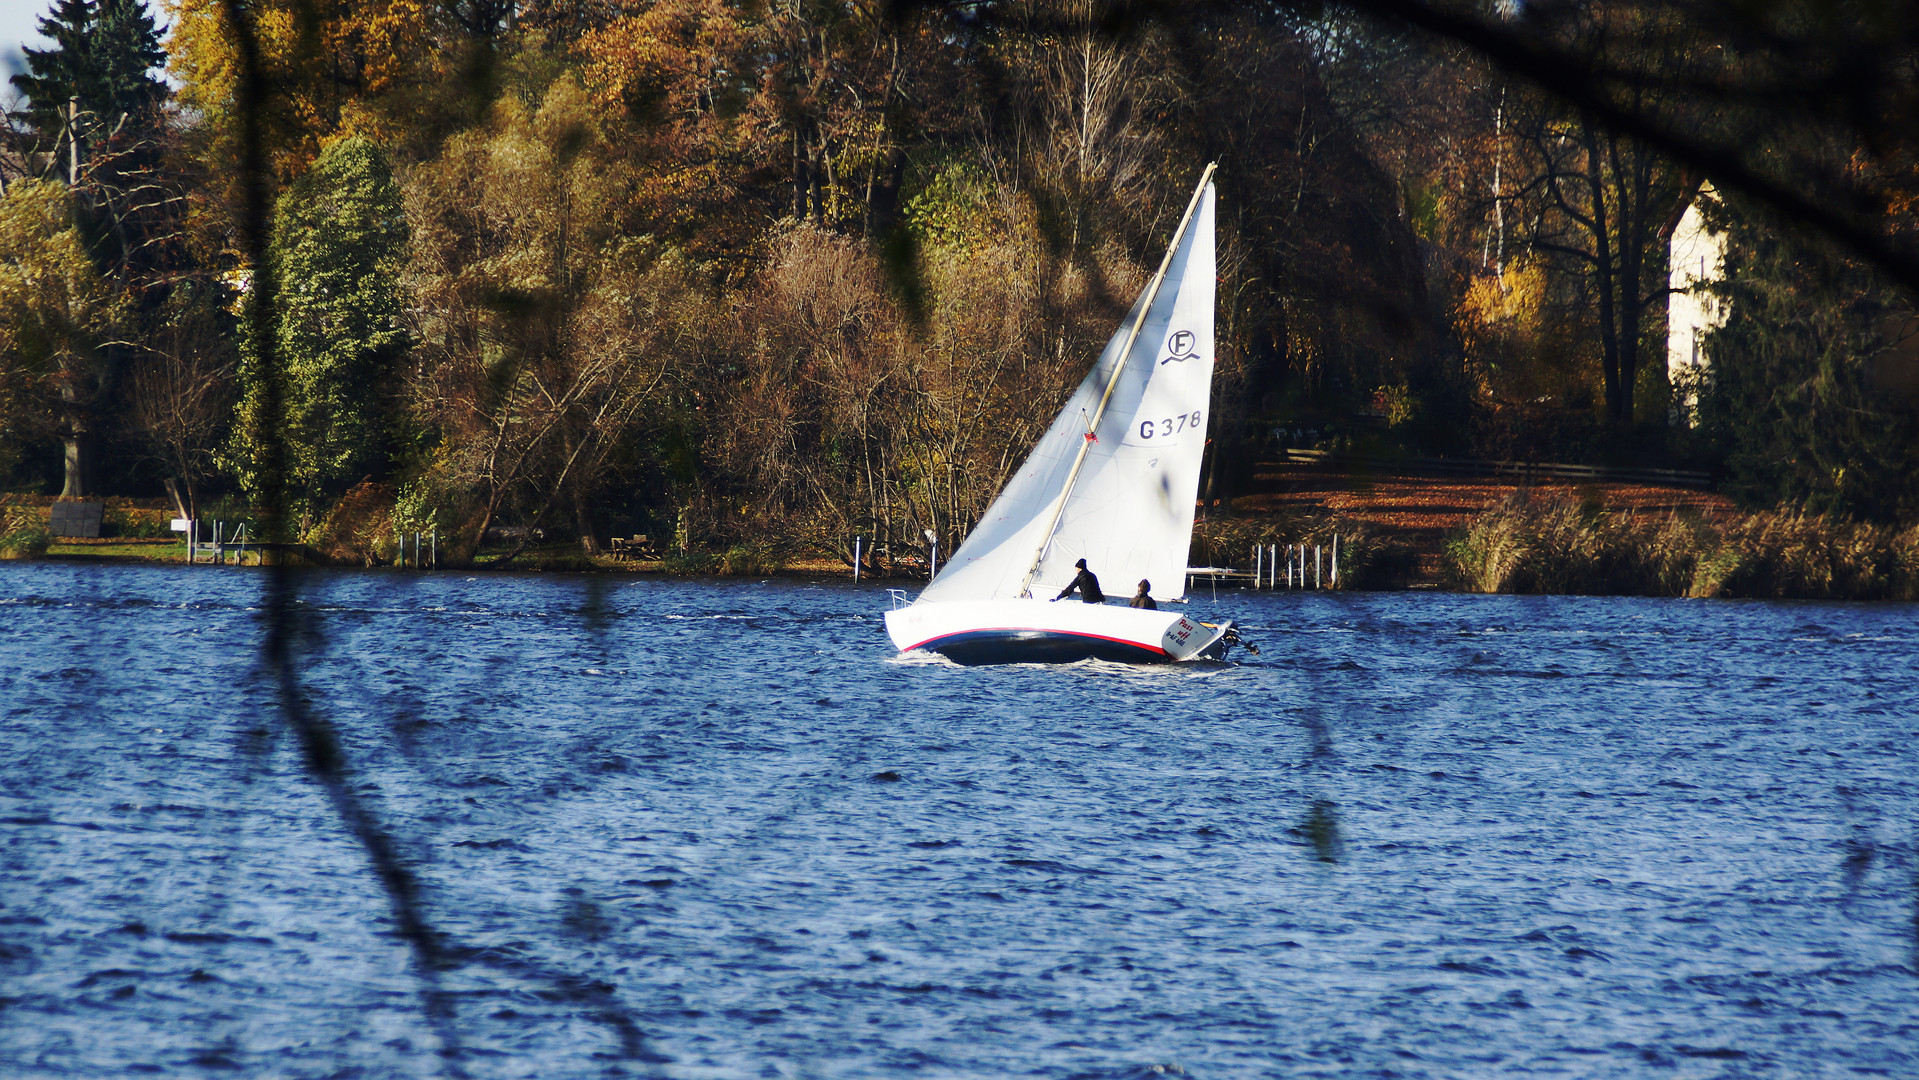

{"left": 884, "top": 164, "right": 1244, "bottom": 665}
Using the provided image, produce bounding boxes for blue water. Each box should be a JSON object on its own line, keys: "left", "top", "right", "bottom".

{"left": 1, "top": 562, "right": 1915, "bottom": 1078}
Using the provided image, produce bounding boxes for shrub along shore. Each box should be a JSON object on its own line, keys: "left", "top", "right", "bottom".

{"left": 7, "top": 490, "right": 1917, "bottom": 602}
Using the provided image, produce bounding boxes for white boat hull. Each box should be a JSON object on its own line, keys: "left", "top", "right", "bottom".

{"left": 885, "top": 598, "right": 1236, "bottom": 665}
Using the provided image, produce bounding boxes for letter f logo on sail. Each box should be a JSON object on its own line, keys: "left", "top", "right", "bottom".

{"left": 1161, "top": 329, "right": 1198, "bottom": 365}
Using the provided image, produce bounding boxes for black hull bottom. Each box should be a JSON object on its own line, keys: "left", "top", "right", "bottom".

{"left": 922, "top": 629, "right": 1173, "bottom": 667}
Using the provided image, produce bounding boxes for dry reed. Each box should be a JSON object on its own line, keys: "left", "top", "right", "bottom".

{"left": 1445, "top": 491, "right": 1919, "bottom": 600}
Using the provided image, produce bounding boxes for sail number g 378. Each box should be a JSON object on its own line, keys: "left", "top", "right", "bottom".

{"left": 1138, "top": 410, "right": 1203, "bottom": 440}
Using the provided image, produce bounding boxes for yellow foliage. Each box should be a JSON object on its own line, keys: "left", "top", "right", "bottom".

{"left": 1453, "top": 260, "right": 1592, "bottom": 405}
{"left": 1456, "top": 261, "right": 1546, "bottom": 354}
{"left": 163, "top": 0, "right": 432, "bottom": 178}
{"left": 0, "top": 180, "right": 128, "bottom": 374}
{"left": 577, "top": 0, "right": 748, "bottom": 121}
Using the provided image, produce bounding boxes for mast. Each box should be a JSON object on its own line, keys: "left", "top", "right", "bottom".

{"left": 1015, "top": 162, "right": 1217, "bottom": 598}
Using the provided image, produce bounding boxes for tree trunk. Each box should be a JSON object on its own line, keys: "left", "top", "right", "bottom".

{"left": 1582, "top": 120, "right": 1622, "bottom": 423}
{"left": 61, "top": 434, "right": 91, "bottom": 497}
{"left": 164, "top": 476, "right": 190, "bottom": 522}
{"left": 809, "top": 141, "right": 827, "bottom": 222}
{"left": 1614, "top": 150, "right": 1648, "bottom": 426}
{"left": 573, "top": 482, "right": 601, "bottom": 555}
{"left": 60, "top": 390, "right": 91, "bottom": 497}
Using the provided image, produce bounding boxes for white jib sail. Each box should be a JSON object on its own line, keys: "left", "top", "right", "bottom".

{"left": 919, "top": 181, "right": 1216, "bottom": 604}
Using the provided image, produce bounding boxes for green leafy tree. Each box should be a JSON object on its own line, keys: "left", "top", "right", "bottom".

{"left": 229, "top": 136, "right": 410, "bottom": 522}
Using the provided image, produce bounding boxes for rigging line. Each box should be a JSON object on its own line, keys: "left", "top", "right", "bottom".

{"left": 1015, "top": 161, "right": 1217, "bottom": 598}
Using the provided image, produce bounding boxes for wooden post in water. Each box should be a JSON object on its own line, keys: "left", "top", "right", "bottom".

{"left": 431, "top": 528, "right": 437, "bottom": 570}
{"left": 1252, "top": 544, "right": 1261, "bottom": 590}
{"left": 1316, "top": 545, "right": 1322, "bottom": 588}
{"left": 1332, "top": 535, "right": 1339, "bottom": 586}
{"left": 853, "top": 536, "right": 862, "bottom": 582}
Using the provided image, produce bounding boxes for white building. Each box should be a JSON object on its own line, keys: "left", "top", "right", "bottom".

{"left": 1667, "top": 183, "right": 1727, "bottom": 423}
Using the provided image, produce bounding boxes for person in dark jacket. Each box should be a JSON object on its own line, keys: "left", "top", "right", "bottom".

{"left": 1130, "top": 580, "right": 1156, "bottom": 609}
{"left": 1055, "top": 558, "right": 1105, "bottom": 603}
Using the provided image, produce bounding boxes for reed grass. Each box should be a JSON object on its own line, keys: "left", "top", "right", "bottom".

{"left": 1444, "top": 491, "right": 1919, "bottom": 600}
{"left": 0, "top": 504, "right": 52, "bottom": 559}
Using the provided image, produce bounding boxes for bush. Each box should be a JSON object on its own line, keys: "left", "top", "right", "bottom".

{"left": 103, "top": 505, "right": 173, "bottom": 538}
{"left": 1444, "top": 491, "right": 1919, "bottom": 600}
{"left": 0, "top": 504, "right": 51, "bottom": 559}
{"left": 308, "top": 482, "right": 396, "bottom": 566}
{"left": 717, "top": 540, "right": 786, "bottom": 576}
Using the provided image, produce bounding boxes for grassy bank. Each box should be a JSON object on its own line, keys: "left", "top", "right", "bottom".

{"left": 1444, "top": 492, "right": 1919, "bottom": 600}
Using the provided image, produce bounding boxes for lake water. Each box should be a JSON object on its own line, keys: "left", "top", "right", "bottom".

{"left": 1, "top": 563, "right": 1915, "bottom": 1078}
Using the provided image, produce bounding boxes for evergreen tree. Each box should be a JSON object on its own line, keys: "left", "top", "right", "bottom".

{"left": 228, "top": 136, "right": 411, "bottom": 521}
{"left": 1700, "top": 203, "right": 1919, "bottom": 523}
{"left": 9, "top": 0, "right": 167, "bottom": 152}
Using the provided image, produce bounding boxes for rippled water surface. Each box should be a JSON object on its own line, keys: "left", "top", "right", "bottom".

{"left": 2, "top": 563, "right": 1916, "bottom": 1078}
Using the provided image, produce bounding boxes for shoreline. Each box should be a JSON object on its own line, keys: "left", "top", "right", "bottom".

{"left": 9, "top": 462, "right": 1917, "bottom": 601}
{"left": 16, "top": 536, "right": 1919, "bottom": 604}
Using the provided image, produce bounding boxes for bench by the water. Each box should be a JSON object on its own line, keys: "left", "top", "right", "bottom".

{"left": 608, "top": 535, "right": 661, "bottom": 560}
{"left": 49, "top": 501, "right": 104, "bottom": 538}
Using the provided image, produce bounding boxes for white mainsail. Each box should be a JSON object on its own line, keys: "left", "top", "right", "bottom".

{"left": 919, "top": 177, "right": 1216, "bottom": 604}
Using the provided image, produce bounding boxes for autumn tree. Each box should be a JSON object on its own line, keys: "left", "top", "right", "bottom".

{"left": 1, "top": 0, "right": 184, "bottom": 497}
{"left": 164, "top": 0, "right": 434, "bottom": 182}
{"left": 0, "top": 179, "right": 130, "bottom": 496}
{"left": 405, "top": 83, "right": 682, "bottom": 561}
{"left": 1499, "top": 7, "right": 1697, "bottom": 430}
